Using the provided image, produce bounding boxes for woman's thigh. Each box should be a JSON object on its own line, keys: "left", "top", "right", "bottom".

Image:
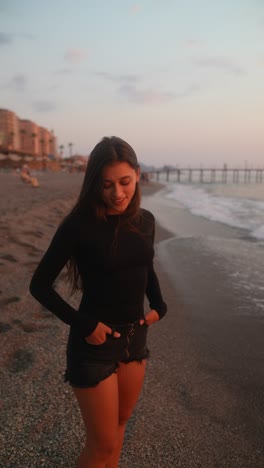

{"left": 73, "top": 372, "right": 119, "bottom": 447}
{"left": 117, "top": 359, "right": 147, "bottom": 423}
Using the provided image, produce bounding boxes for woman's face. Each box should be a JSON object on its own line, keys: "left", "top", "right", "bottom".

{"left": 102, "top": 161, "right": 140, "bottom": 215}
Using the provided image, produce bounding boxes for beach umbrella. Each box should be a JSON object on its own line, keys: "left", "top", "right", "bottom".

{"left": 8, "top": 154, "right": 22, "bottom": 161}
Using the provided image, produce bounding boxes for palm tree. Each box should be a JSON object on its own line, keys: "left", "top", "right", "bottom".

{"left": 68, "top": 142, "right": 73, "bottom": 158}
{"left": 59, "top": 144, "right": 64, "bottom": 158}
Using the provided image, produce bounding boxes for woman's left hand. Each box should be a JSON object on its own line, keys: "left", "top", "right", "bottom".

{"left": 139, "top": 309, "right": 159, "bottom": 326}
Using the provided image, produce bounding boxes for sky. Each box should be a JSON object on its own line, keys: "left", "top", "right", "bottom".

{"left": 0, "top": 0, "right": 264, "bottom": 168}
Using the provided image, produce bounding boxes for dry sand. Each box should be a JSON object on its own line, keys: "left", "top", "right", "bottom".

{"left": 1, "top": 171, "right": 264, "bottom": 467}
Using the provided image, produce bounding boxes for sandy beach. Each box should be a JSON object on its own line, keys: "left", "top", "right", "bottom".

{"left": 1, "top": 171, "right": 264, "bottom": 467}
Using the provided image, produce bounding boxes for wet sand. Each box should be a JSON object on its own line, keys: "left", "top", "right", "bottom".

{"left": 1, "top": 171, "right": 264, "bottom": 467}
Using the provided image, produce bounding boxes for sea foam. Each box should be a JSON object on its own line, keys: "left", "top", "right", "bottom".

{"left": 164, "top": 183, "right": 264, "bottom": 240}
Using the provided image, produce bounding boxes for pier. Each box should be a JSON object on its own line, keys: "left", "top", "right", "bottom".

{"left": 151, "top": 167, "right": 264, "bottom": 184}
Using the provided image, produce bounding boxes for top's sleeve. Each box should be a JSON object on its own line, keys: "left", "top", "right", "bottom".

{"left": 145, "top": 213, "right": 167, "bottom": 320}
{"left": 29, "top": 217, "right": 98, "bottom": 337}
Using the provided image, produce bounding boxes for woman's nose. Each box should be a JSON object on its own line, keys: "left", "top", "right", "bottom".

{"left": 113, "top": 184, "right": 123, "bottom": 197}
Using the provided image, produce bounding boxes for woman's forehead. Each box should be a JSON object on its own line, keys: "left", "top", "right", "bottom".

{"left": 102, "top": 161, "right": 135, "bottom": 180}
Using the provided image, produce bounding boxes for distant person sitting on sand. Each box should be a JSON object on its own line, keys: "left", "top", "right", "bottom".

{"left": 21, "top": 164, "right": 39, "bottom": 187}
{"left": 29, "top": 136, "right": 167, "bottom": 467}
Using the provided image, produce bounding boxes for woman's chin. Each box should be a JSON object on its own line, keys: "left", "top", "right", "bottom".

{"left": 107, "top": 199, "right": 129, "bottom": 214}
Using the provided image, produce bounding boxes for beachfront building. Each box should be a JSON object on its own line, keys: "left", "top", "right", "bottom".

{"left": 0, "top": 108, "right": 59, "bottom": 159}
{"left": 19, "top": 119, "right": 40, "bottom": 156}
{"left": 0, "top": 109, "right": 20, "bottom": 153}
{"left": 49, "top": 131, "right": 58, "bottom": 159}
{"left": 39, "top": 126, "right": 50, "bottom": 157}
{"left": 38, "top": 127, "right": 59, "bottom": 159}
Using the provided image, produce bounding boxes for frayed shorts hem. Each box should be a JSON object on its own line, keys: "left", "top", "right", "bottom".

{"left": 64, "top": 351, "right": 150, "bottom": 389}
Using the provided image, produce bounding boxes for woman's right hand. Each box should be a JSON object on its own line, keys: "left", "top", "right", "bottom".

{"left": 85, "top": 322, "right": 121, "bottom": 345}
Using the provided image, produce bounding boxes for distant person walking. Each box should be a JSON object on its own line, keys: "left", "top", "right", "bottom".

{"left": 30, "top": 136, "right": 167, "bottom": 467}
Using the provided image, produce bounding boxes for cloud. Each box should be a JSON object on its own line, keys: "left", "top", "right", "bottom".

{"left": 94, "top": 71, "right": 140, "bottom": 84}
{"left": 184, "top": 39, "right": 204, "bottom": 48}
{"left": 3, "top": 73, "right": 27, "bottom": 91}
{"left": 95, "top": 71, "right": 199, "bottom": 104}
{"left": 19, "top": 33, "right": 35, "bottom": 40}
{"left": 119, "top": 84, "right": 199, "bottom": 104}
{"left": 64, "top": 48, "right": 89, "bottom": 63}
{"left": 48, "top": 84, "right": 60, "bottom": 91}
{"left": 176, "top": 84, "right": 201, "bottom": 98}
{"left": 12, "top": 74, "right": 27, "bottom": 90}
{"left": 54, "top": 68, "right": 72, "bottom": 75}
{"left": 95, "top": 70, "right": 199, "bottom": 104}
{"left": 194, "top": 56, "right": 245, "bottom": 75}
{"left": 0, "top": 32, "right": 35, "bottom": 45}
{"left": 32, "top": 101, "right": 57, "bottom": 112}
{"left": 0, "top": 32, "right": 13, "bottom": 44}
{"left": 129, "top": 3, "right": 141, "bottom": 15}
{"left": 119, "top": 85, "right": 174, "bottom": 103}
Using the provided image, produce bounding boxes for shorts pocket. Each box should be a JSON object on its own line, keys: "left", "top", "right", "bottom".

{"left": 83, "top": 335, "right": 109, "bottom": 347}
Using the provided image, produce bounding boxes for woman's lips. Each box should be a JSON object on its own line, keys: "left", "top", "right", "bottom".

{"left": 112, "top": 198, "right": 125, "bottom": 205}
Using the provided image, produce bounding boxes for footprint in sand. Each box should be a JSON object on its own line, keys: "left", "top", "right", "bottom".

{"left": 8, "top": 349, "right": 34, "bottom": 373}
{"left": 14, "top": 321, "right": 39, "bottom": 333}
{"left": 0, "top": 296, "right": 20, "bottom": 306}
{"left": 23, "top": 230, "right": 44, "bottom": 238}
{"left": 0, "top": 322, "right": 12, "bottom": 333}
{"left": 24, "top": 260, "right": 40, "bottom": 266}
{"left": 8, "top": 238, "right": 42, "bottom": 252}
{"left": 0, "top": 254, "right": 18, "bottom": 263}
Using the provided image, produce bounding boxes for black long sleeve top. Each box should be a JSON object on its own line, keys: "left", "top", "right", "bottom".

{"left": 29, "top": 208, "right": 167, "bottom": 338}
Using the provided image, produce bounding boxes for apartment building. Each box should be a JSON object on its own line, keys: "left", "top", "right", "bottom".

{"left": 19, "top": 119, "right": 40, "bottom": 156}
{"left": 0, "top": 109, "right": 20, "bottom": 152}
{"left": 0, "top": 108, "right": 58, "bottom": 158}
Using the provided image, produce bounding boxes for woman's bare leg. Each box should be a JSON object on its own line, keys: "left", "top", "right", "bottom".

{"left": 73, "top": 372, "right": 119, "bottom": 468}
{"left": 106, "top": 359, "right": 147, "bottom": 468}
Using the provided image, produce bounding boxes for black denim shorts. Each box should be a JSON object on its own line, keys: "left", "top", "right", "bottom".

{"left": 64, "top": 320, "right": 149, "bottom": 388}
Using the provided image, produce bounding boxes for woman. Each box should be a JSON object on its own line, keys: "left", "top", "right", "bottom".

{"left": 30, "top": 136, "right": 167, "bottom": 468}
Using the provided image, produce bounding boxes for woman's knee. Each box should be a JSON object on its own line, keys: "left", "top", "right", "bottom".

{"left": 86, "top": 431, "right": 119, "bottom": 459}
{"left": 118, "top": 411, "right": 132, "bottom": 426}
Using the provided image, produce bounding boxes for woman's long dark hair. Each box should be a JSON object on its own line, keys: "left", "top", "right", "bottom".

{"left": 66, "top": 136, "right": 141, "bottom": 293}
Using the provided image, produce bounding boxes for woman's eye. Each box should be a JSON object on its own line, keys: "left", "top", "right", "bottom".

{"left": 103, "top": 180, "right": 130, "bottom": 189}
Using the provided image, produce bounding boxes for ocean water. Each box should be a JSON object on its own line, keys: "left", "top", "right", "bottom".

{"left": 142, "top": 181, "right": 264, "bottom": 318}
{"left": 164, "top": 182, "right": 264, "bottom": 241}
